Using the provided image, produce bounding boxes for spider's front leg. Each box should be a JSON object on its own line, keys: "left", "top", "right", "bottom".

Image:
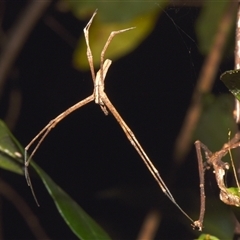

{"left": 83, "top": 10, "right": 109, "bottom": 115}
{"left": 83, "top": 10, "right": 134, "bottom": 115}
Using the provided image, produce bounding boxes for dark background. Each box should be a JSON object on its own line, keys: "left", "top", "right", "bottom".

{"left": 0, "top": 2, "right": 233, "bottom": 240}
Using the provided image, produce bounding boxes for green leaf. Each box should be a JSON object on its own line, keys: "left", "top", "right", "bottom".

{"left": 195, "top": 0, "right": 230, "bottom": 54}
{"left": 0, "top": 120, "right": 24, "bottom": 174}
{"left": 62, "top": 2, "right": 169, "bottom": 70}
{"left": 197, "top": 197, "right": 235, "bottom": 239}
{"left": 31, "top": 162, "right": 112, "bottom": 240}
{"left": 196, "top": 234, "right": 220, "bottom": 240}
{"left": 0, "top": 119, "right": 111, "bottom": 240}
{"left": 194, "top": 94, "right": 237, "bottom": 152}
{"left": 64, "top": 1, "right": 165, "bottom": 23}
{"left": 73, "top": 9, "right": 160, "bottom": 70}
{"left": 63, "top": 2, "right": 169, "bottom": 71}
{"left": 226, "top": 187, "right": 240, "bottom": 198}
{"left": 220, "top": 69, "right": 240, "bottom": 101}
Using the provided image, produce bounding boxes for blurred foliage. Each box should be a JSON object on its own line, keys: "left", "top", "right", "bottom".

{"left": 195, "top": 0, "right": 232, "bottom": 54}
{"left": 0, "top": 120, "right": 24, "bottom": 175}
{"left": 1, "top": 0, "right": 239, "bottom": 238}
{"left": 61, "top": 0, "right": 236, "bottom": 70}
{"left": 196, "top": 233, "right": 220, "bottom": 240}
{"left": 194, "top": 94, "right": 237, "bottom": 152}
{"left": 32, "top": 161, "right": 112, "bottom": 240}
{"left": 226, "top": 187, "right": 240, "bottom": 198}
{"left": 199, "top": 198, "right": 235, "bottom": 239}
{"left": 0, "top": 120, "right": 111, "bottom": 240}
{"left": 179, "top": 188, "right": 235, "bottom": 239}
{"left": 221, "top": 70, "right": 240, "bottom": 102}
{"left": 62, "top": 0, "right": 167, "bottom": 70}
{"left": 63, "top": 0, "right": 162, "bottom": 23}
{"left": 73, "top": 9, "right": 160, "bottom": 70}
{"left": 193, "top": 94, "right": 238, "bottom": 239}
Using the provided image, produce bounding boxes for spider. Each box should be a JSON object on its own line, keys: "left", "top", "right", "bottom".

{"left": 24, "top": 9, "right": 200, "bottom": 230}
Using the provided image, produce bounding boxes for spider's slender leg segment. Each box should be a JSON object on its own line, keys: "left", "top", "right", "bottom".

{"left": 194, "top": 141, "right": 207, "bottom": 231}
{"left": 99, "top": 27, "right": 135, "bottom": 91}
{"left": 83, "top": 9, "right": 97, "bottom": 83}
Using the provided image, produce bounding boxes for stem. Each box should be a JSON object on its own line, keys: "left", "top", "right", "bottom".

{"left": 234, "top": 3, "right": 240, "bottom": 123}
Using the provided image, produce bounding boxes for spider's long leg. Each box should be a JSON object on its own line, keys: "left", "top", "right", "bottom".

{"left": 102, "top": 93, "right": 197, "bottom": 228}
{"left": 83, "top": 10, "right": 97, "bottom": 83}
{"left": 96, "top": 28, "right": 134, "bottom": 112}
{"left": 194, "top": 140, "right": 207, "bottom": 231}
{"left": 100, "top": 27, "right": 135, "bottom": 86}
{"left": 24, "top": 95, "right": 94, "bottom": 205}
{"left": 83, "top": 10, "right": 134, "bottom": 109}
{"left": 83, "top": 10, "right": 109, "bottom": 112}
{"left": 25, "top": 95, "right": 94, "bottom": 165}
{"left": 87, "top": 11, "right": 196, "bottom": 229}
{"left": 26, "top": 9, "right": 103, "bottom": 162}
{"left": 24, "top": 163, "right": 40, "bottom": 206}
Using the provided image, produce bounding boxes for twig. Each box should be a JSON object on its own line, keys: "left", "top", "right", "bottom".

{"left": 174, "top": 1, "right": 237, "bottom": 163}
{"left": 136, "top": 209, "right": 161, "bottom": 240}
{"left": 194, "top": 132, "right": 240, "bottom": 229}
{"left": 0, "top": 178, "right": 50, "bottom": 239}
{"left": 234, "top": 3, "right": 240, "bottom": 123}
{"left": 233, "top": 3, "right": 240, "bottom": 236}
{"left": 0, "top": 0, "right": 51, "bottom": 98}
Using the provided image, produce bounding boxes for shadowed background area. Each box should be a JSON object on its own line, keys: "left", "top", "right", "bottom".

{"left": 0, "top": 1, "right": 236, "bottom": 239}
